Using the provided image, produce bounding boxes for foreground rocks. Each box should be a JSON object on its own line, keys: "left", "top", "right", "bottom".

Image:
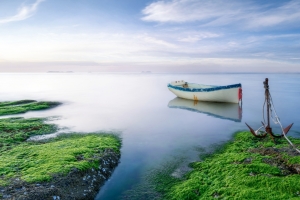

{"left": 249, "top": 147, "right": 300, "bottom": 175}
{"left": 0, "top": 149, "right": 120, "bottom": 200}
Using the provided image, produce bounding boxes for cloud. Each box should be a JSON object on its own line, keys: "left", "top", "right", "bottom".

{"left": 141, "top": 0, "right": 300, "bottom": 29}
{"left": 0, "top": 0, "right": 45, "bottom": 24}
{"left": 246, "top": 1, "right": 300, "bottom": 28}
{"left": 138, "top": 35, "right": 177, "bottom": 48}
{"left": 177, "top": 32, "right": 221, "bottom": 43}
{"left": 141, "top": 0, "right": 252, "bottom": 23}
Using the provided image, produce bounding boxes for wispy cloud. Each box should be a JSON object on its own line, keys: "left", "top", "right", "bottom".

{"left": 141, "top": 0, "right": 300, "bottom": 29}
{"left": 139, "top": 35, "right": 177, "bottom": 48}
{"left": 141, "top": 0, "right": 252, "bottom": 24}
{"left": 177, "top": 32, "right": 221, "bottom": 43}
{"left": 0, "top": 0, "right": 45, "bottom": 24}
{"left": 246, "top": 1, "right": 300, "bottom": 28}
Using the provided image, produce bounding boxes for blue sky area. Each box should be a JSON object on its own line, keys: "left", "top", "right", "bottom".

{"left": 0, "top": 0, "right": 299, "bottom": 72}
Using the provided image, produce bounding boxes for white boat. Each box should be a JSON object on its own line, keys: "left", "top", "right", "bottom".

{"left": 167, "top": 80, "right": 242, "bottom": 103}
{"left": 168, "top": 97, "right": 242, "bottom": 122}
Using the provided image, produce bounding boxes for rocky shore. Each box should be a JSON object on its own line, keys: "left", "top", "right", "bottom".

{"left": 0, "top": 100, "right": 122, "bottom": 200}
{"left": 1, "top": 149, "right": 120, "bottom": 200}
{"left": 147, "top": 132, "right": 300, "bottom": 199}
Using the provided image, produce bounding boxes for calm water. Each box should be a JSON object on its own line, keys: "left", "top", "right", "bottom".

{"left": 0, "top": 73, "right": 300, "bottom": 199}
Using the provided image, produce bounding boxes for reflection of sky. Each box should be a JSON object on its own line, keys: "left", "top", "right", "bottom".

{"left": 0, "top": 73, "right": 300, "bottom": 199}
{"left": 0, "top": 0, "right": 300, "bottom": 72}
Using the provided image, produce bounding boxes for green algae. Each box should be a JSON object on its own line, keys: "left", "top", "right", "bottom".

{"left": 0, "top": 99, "right": 121, "bottom": 189}
{"left": 0, "top": 133, "right": 121, "bottom": 185}
{"left": 121, "top": 153, "right": 192, "bottom": 200}
{"left": 0, "top": 117, "right": 58, "bottom": 153}
{"left": 154, "top": 132, "right": 300, "bottom": 200}
{"left": 0, "top": 100, "right": 60, "bottom": 116}
{"left": 0, "top": 100, "right": 62, "bottom": 186}
{"left": 0, "top": 100, "right": 36, "bottom": 107}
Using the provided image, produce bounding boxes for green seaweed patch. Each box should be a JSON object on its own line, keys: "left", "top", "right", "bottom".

{"left": 149, "top": 159, "right": 185, "bottom": 196}
{"left": 160, "top": 132, "right": 300, "bottom": 200}
{"left": 0, "top": 117, "right": 58, "bottom": 153}
{"left": 0, "top": 100, "right": 37, "bottom": 107}
{"left": 121, "top": 154, "right": 192, "bottom": 200}
{"left": 0, "top": 100, "right": 61, "bottom": 116}
{"left": 0, "top": 133, "right": 121, "bottom": 186}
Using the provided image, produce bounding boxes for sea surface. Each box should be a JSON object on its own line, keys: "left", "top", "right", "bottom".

{"left": 0, "top": 73, "right": 300, "bottom": 199}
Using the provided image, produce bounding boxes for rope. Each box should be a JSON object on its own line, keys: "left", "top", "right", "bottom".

{"left": 269, "top": 93, "right": 300, "bottom": 153}
{"left": 257, "top": 98, "right": 267, "bottom": 136}
{"left": 262, "top": 97, "right": 266, "bottom": 126}
{"left": 255, "top": 125, "right": 265, "bottom": 135}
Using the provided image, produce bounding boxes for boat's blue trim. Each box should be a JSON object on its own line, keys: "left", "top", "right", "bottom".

{"left": 167, "top": 83, "right": 241, "bottom": 92}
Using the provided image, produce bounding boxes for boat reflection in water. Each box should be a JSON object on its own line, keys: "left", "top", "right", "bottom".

{"left": 168, "top": 97, "right": 242, "bottom": 122}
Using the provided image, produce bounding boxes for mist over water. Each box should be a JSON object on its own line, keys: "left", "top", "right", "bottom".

{"left": 1, "top": 73, "right": 300, "bottom": 199}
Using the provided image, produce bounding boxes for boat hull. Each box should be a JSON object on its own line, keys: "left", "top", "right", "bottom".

{"left": 168, "top": 83, "right": 242, "bottom": 103}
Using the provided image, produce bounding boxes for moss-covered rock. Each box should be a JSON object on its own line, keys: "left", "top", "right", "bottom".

{"left": 0, "top": 100, "right": 61, "bottom": 116}
{"left": 153, "top": 132, "right": 300, "bottom": 200}
{"left": 0, "top": 100, "right": 122, "bottom": 200}
{"left": 0, "top": 117, "right": 58, "bottom": 152}
{"left": 0, "top": 134, "right": 121, "bottom": 200}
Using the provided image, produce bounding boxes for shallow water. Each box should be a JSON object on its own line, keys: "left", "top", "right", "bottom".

{"left": 0, "top": 73, "right": 299, "bottom": 199}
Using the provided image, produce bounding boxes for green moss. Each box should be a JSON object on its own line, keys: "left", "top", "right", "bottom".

{"left": 121, "top": 157, "right": 186, "bottom": 200}
{"left": 0, "top": 100, "right": 37, "bottom": 107}
{"left": 0, "top": 133, "right": 121, "bottom": 185}
{"left": 0, "top": 117, "right": 58, "bottom": 153}
{"left": 149, "top": 159, "right": 184, "bottom": 196}
{"left": 0, "top": 100, "right": 61, "bottom": 116}
{"left": 0, "top": 99, "right": 122, "bottom": 188}
{"left": 157, "top": 132, "right": 300, "bottom": 200}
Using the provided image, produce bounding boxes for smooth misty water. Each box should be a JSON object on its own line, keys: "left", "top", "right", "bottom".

{"left": 0, "top": 73, "right": 300, "bottom": 199}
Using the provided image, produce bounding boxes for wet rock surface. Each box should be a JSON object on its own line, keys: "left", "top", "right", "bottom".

{"left": 0, "top": 149, "right": 120, "bottom": 200}
{"left": 249, "top": 147, "right": 300, "bottom": 175}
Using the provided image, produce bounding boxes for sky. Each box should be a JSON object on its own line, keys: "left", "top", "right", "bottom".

{"left": 0, "top": 0, "right": 299, "bottom": 72}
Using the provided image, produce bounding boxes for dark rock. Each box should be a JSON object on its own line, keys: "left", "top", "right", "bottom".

{"left": 249, "top": 147, "right": 300, "bottom": 176}
{"left": 0, "top": 149, "right": 120, "bottom": 200}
